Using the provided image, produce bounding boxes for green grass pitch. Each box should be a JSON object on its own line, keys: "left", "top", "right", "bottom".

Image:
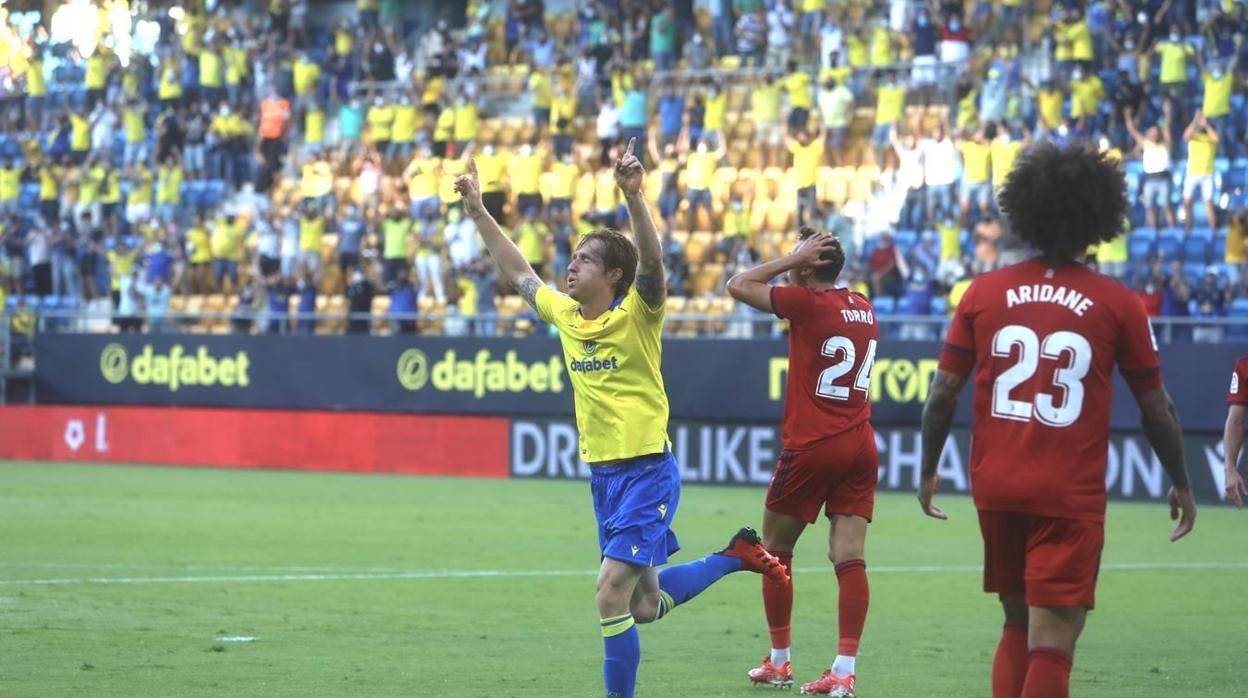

{"left": 0, "top": 461, "right": 1244, "bottom": 697}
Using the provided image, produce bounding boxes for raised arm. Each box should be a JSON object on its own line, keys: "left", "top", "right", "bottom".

{"left": 614, "top": 137, "right": 664, "bottom": 307}
{"left": 1182, "top": 109, "right": 1203, "bottom": 141}
{"left": 727, "top": 231, "right": 839, "bottom": 311}
{"left": 1123, "top": 107, "right": 1147, "bottom": 146}
{"left": 454, "top": 159, "right": 543, "bottom": 308}
{"left": 1224, "top": 404, "right": 1248, "bottom": 507}
{"left": 918, "top": 369, "right": 969, "bottom": 520}
{"left": 1133, "top": 386, "right": 1196, "bottom": 540}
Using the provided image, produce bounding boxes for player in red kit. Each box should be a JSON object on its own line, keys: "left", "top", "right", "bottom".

{"left": 728, "top": 227, "right": 879, "bottom": 697}
{"left": 918, "top": 143, "right": 1196, "bottom": 698}
{"left": 1223, "top": 355, "right": 1248, "bottom": 507}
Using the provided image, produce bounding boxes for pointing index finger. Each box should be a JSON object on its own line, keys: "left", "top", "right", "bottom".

{"left": 626, "top": 137, "right": 636, "bottom": 158}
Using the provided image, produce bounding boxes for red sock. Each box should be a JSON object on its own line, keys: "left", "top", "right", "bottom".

{"left": 1021, "top": 647, "right": 1073, "bottom": 698}
{"left": 992, "top": 623, "right": 1029, "bottom": 698}
{"left": 763, "top": 551, "right": 794, "bottom": 649}
{"left": 834, "top": 559, "right": 868, "bottom": 656}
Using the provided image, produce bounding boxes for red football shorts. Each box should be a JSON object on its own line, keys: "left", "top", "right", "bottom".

{"left": 977, "top": 510, "right": 1105, "bottom": 609}
{"left": 766, "top": 422, "right": 878, "bottom": 523}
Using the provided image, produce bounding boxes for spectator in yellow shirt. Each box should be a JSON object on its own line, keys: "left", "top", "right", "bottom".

{"left": 390, "top": 94, "right": 418, "bottom": 162}
{"left": 1182, "top": 112, "right": 1219, "bottom": 234}
{"left": 510, "top": 143, "right": 544, "bottom": 216}
{"left": 958, "top": 128, "right": 993, "bottom": 225}
{"left": 529, "top": 67, "right": 553, "bottom": 134}
{"left": 366, "top": 94, "right": 395, "bottom": 155}
{"left": 752, "top": 73, "right": 784, "bottom": 168}
{"left": 430, "top": 96, "right": 454, "bottom": 159}
{"left": 783, "top": 60, "right": 814, "bottom": 130}
{"left": 452, "top": 92, "right": 479, "bottom": 153}
{"left": 873, "top": 70, "right": 907, "bottom": 162}
{"left": 549, "top": 87, "right": 577, "bottom": 158}
{"left": 542, "top": 151, "right": 579, "bottom": 217}
{"left": 1194, "top": 43, "right": 1242, "bottom": 160}
{"left": 683, "top": 137, "right": 726, "bottom": 233}
{"left": 403, "top": 147, "right": 441, "bottom": 217}
{"left": 1069, "top": 67, "right": 1105, "bottom": 132}
{"left": 84, "top": 49, "right": 110, "bottom": 110}
{"left": 786, "top": 123, "right": 825, "bottom": 227}
{"left": 1054, "top": 7, "right": 1093, "bottom": 77}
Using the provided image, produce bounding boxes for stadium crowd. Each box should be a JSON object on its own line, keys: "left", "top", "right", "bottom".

{"left": 0, "top": 0, "right": 1247, "bottom": 338}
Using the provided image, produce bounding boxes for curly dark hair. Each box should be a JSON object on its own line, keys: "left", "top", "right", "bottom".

{"left": 798, "top": 225, "right": 846, "bottom": 284}
{"left": 997, "top": 142, "right": 1127, "bottom": 263}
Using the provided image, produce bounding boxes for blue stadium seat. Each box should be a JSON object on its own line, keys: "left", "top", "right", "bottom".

{"left": 893, "top": 230, "right": 917, "bottom": 258}
{"left": 1182, "top": 236, "right": 1211, "bottom": 262}
{"left": 59, "top": 295, "right": 80, "bottom": 310}
{"left": 1182, "top": 262, "right": 1208, "bottom": 283}
{"left": 203, "top": 179, "right": 227, "bottom": 208}
{"left": 1128, "top": 228, "right": 1156, "bottom": 260}
{"left": 1225, "top": 166, "right": 1248, "bottom": 193}
{"left": 1231, "top": 298, "right": 1248, "bottom": 315}
{"left": 929, "top": 296, "right": 949, "bottom": 316}
{"left": 1214, "top": 234, "right": 1228, "bottom": 260}
{"left": 3, "top": 295, "right": 17, "bottom": 312}
{"left": 1190, "top": 226, "right": 1215, "bottom": 240}
{"left": 873, "top": 296, "right": 897, "bottom": 314}
{"left": 39, "top": 295, "right": 60, "bottom": 310}
{"left": 1156, "top": 233, "right": 1182, "bottom": 261}
{"left": 18, "top": 183, "right": 39, "bottom": 210}
{"left": 1215, "top": 157, "right": 1231, "bottom": 175}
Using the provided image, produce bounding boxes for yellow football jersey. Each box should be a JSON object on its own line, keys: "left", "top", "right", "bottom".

{"left": 535, "top": 285, "right": 670, "bottom": 464}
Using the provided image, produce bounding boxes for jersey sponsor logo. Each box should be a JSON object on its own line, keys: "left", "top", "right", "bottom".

{"left": 99, "top": 342, "right": 252, "bottom": 392}
{"left": 769, "top": 354, "right": 938, "bottom": 405}
{"left": 569, "top": 355, "right": 621, "bottom": 373}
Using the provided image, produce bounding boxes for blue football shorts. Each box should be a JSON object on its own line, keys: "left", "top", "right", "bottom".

{"left": 590, "top": 450, "right": 682, "bottom": 567}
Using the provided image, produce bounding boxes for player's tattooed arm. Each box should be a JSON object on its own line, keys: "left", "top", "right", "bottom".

{"left": 1135, "top": 386, "right": 1197, "bottom": 540}
{"left": 921, "top": 370, "right": 967, "bottom": 479}
{"left": 515, "top": 273, "right": 543, "bottom": 311}
{"left": 634, "top": 257, "right": 665, "bottom": 308}
{"left": 918, "top": 369, "right": 967, "bottom": 521}
{"left": 616, "top": 138, "right": 665, "bottom": 308}
{"left": 1136, "top": 387, "right": 1190, "bottom": 489}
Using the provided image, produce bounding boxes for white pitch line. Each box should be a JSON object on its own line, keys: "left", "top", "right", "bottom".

{"left": 0, "top": 561, "right": 1245, "bottom": 587}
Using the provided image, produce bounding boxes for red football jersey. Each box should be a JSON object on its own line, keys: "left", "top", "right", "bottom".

{"left": 1228, "top": 355, "right": 1248, "bottom": 406}
{"left": 938, "top": 259, "right": 1162, "bottom": 522}
{"left": 772, "top": 286, "right": 880, "bottom": 450}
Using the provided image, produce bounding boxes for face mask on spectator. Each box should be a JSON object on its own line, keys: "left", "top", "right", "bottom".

{"left": 1124, "top": 40, "right": 1135, "bottom": 50}
{"left": 697, "top": 143, "right": 707, "bottom": 154}
{"left": 917, "top": 15, "right": 929, "bottom": 27}
{"left": 353, "top": 271, "right": 364, "bottom": 283}
{"left": 1072, "top": 69, "right": 1084, "bottom": 80}
{"left": 1170, "top": 31, "right": 1180, "bottom": 41}
{"left": 949, "top": 20, "right": 961, "bottom": 31}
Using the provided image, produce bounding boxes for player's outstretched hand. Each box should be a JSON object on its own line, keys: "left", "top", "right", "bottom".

{"left": 918, "top": 473, "right": 948, "bottom": 521}
{"left": 1226, "top": 468, "right": 1248, "bottom": 508}
{"left": 614, "top": 137, "right": 644, "bottom": 196}
{"left": 790, "top": 231, "right": 841, "bottom": 268}
{"left": 1168, "top": 486, "right": 1196, "bottom": 541}
{"left": 453, "top": 158, "right": 487, "bottom": 219}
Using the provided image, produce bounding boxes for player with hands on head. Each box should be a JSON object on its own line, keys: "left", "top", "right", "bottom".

{"left": 456, "top": 139, "right": 790, "bottom": 698}
{"left": 918, "top": 142, "right": 1194, "bottom": 698}
{"left": 728, "top": 227, "right": 879, "bottom": 697}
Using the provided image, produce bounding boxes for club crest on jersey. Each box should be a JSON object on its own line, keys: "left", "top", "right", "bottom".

{"left": 583, "top": 340, "right": 599, "bottom": 355}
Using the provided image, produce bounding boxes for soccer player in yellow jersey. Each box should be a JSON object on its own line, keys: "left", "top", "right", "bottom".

{"left": 455, "top": 141, "right": 789, "bottom": 698}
